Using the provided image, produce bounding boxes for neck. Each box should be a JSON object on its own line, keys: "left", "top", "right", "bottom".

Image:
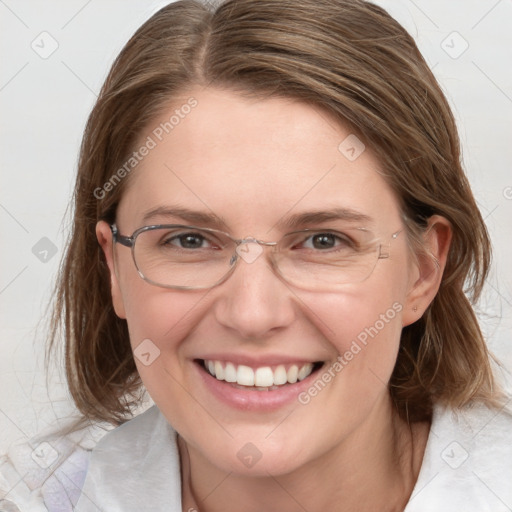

{"left": 178, "top": 395, "right": 430, "bottom": 512}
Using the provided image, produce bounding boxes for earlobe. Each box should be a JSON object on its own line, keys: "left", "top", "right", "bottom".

{"left": 96, "top": 220, "right": 127, "bottom": 319}
{"left": 402, "top": 215, "right": 452, "bottom": 327}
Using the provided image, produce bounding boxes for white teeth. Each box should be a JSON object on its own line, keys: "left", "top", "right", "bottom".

{"left": 273, "top": 365, "right": 288, "bottom": 385}
{"left": 224, "top": 362, "right": 237, "bottom": 382}
{"left": 203, "top": 360, "right": 317, "bottom": 388}
{"left": 255, "top": 367, "right": 274, "bottom": 387}
{"left": 287, "top": 365, "right": 298, "bottom": 384}
{"left": 298, "top": 363, "right": 314, "bottom": 381}
{"left": 214, "top": 361, "right": 224, "bottom": 380}
{"left": 237, "top": 365, "right": 254, "bottom": 386}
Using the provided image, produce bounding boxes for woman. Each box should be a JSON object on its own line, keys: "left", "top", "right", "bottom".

{"left": 2, "top": 0, "right": 511, "bottom": 510}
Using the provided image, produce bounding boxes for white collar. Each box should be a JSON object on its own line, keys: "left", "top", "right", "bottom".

{"left": 76, "top": 406, "right": 181, "bottom": 511}
{"left": 405, "top": 401, "right": 512, "bottom": 511}
{"left": 75, "top": 401, "right": 512, "bottom": 512}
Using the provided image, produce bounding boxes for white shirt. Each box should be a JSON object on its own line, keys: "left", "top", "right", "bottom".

{"left": 2, "top": 401, "right": 511, "bottom": 511}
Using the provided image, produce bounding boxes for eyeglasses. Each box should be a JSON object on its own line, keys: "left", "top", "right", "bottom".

{"left": 110, "top": 223, "right": 401, "bottom": 292}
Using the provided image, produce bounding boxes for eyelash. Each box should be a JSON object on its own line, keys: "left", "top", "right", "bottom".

{"left": 298, "top": 232, "right": 352, "bottom": 250}
{"left": 162, "top": 231, "right": 355, "bottom": 251}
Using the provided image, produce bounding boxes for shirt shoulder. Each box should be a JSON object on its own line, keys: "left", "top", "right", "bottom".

{"left": 405, "top": 400, "right": 512, "bottom": 512}
{"left": 75, "top": 405, "right": 182, "bottom": 512}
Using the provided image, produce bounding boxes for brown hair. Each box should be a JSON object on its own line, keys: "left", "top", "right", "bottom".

{"left": 48, "top": 0, "right": 500, "bottom": 425}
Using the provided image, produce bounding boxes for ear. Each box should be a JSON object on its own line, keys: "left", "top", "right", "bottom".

{"left": 402, "top": 215, "right": 452, "bottom": 327}
{"left": 96, "top": 220, "right": 127, "bottom": 319}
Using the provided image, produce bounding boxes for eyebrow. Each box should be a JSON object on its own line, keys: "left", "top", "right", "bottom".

{"left": 277, "top": 208, "right": 373, "bottom": 230}
{"left": 140, "top": 205, "right": 373, "bottom": 231}
{"left": 141, "top": 206, "right": 227, "bottom": 229}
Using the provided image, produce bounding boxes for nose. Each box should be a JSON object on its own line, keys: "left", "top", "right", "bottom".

{"left": 212, "top": 247, "right": 296, "bottom": 340}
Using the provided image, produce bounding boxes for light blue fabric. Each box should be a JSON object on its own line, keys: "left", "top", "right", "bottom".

{"left": 0, "top": 421, "right": 102, "bottom": 512}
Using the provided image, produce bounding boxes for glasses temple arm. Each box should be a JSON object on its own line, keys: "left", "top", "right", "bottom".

{"left": 110, "top": 224, "right": 134, "bottom": 248}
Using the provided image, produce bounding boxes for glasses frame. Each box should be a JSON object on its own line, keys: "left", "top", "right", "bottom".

{"left": 110, "top": 223, "right": 402, "bottom": 291}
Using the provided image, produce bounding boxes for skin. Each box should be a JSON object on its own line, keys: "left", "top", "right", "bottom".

{"left": 97, "top": 86, "right": 452, "bottom": 512}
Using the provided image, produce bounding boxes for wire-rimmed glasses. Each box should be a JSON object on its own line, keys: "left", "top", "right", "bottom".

{"left": 110, "top": 223, "right": 401, "bottom": 292}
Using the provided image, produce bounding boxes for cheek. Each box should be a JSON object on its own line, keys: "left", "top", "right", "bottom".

{"left": 300, "top": 276, "right": 406, "bottom": 399}
{"left": 114, "top": 252, "right": 217, "bottom": 426}
{"left": 117, "top": 254, "right": 199, "bottom": 346}
{"left": 120, "top": 284, "right": 209, "bottom": 429}
{"left": 310, "top": 280, "right": 404, "bottom": 352}
{"left": 118, "top": 273, "right": 199, "bottom": 377}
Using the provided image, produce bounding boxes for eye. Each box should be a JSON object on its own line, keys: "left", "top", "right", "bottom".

{"left": 162, "top": 231, "right": 215, "bottom": 250}
{"left": 300, "top": 232, "right": 351, "bottom": 250}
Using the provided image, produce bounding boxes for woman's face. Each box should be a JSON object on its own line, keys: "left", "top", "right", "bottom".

{"left": 98, "top": 87, "right": 427, "bottom": 476}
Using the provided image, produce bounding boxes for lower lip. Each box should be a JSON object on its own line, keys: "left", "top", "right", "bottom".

{"left": 194, "top": 360, "right": 323, "bottom": 412}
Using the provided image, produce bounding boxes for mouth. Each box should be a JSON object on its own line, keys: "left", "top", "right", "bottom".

{"left": 195, "top": 358, "right": 325, "bottom": 391}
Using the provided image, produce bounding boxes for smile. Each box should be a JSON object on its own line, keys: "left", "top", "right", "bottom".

{"left": 199, "top": 359, "right": 324, "bottom": 391}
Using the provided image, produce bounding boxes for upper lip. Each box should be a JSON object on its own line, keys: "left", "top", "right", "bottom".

{"left": 194, "top": 353, "right": 323, "bottom": 367}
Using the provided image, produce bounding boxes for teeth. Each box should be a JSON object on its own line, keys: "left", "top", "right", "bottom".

{"left": 214, "top": 361, "right": 224, "bottom": 380}
{"left": 203, "top": 360, "right": 317, "bottom": 388}
{"left": 237, "top": 365, "right": 254, "bottom": 386}
{"left": 224, "top": 362, "right": 237, "bottom": 382}
{"left": 287, "top": 365, "right": 298, "bottom": 384}
{"left": 255, "top": 367, "right": 274, "bottom": 387}
{"left": 298, "top": 363, "right": 313, "bottom": 381}
{"left": 274, "top": 365, "right": 288, "bottom": 385}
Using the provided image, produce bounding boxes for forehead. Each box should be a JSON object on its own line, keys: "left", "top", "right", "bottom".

{"left": 117, "top": 87, "right": 401, "bottom": 234}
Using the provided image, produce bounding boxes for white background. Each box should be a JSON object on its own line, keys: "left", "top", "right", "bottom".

{"left": 1, "top": 0, "right": 511, "bottom": 455}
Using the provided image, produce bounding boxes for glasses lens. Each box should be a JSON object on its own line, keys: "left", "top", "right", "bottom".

{"left": 130, "top": 225, "right": 384, "bottom": 291}
{"left": 133, "top": 226, "right": 233, "bottom": 289}
{"left": 274, "top": 228, "right": 381, "bottom": 291}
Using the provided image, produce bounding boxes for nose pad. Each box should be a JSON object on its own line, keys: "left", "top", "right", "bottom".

{"left": 235, "top": 239, "right": 264, "bottom": 265}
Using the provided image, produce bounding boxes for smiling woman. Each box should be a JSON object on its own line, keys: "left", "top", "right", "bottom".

{"left": 2, "top": 0, "right": 511, "bottom": 511}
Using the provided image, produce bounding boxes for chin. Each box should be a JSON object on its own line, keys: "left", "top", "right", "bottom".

{"left": 184, "top": 422, "right": 325, "bottom": 478}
